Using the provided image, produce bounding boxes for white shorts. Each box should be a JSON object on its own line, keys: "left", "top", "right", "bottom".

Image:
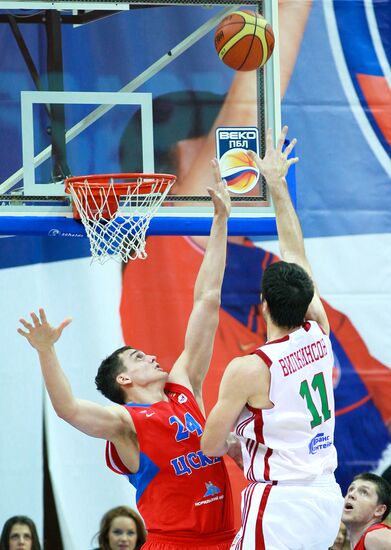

{"left": 231, "top": 476, "right": 344, "bottom": 550}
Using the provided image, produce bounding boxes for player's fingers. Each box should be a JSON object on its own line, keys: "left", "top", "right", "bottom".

{"left": 58, "top": 318, "right": 72, "bottom": 333}
{"left": 31, "top": 312, "right": 40, "bottom": 327}
{"left": 283, "top": 137, "right": 297, "bottom": 157}
{"left": 247, "top": 149, "right": 261, "bottom": 168}
{"left": 39, "top": 308, "right": 47, "bottom": 324}
{"left": 277, "top": 125, "right": 288, "bottom": 151}
{"left": 211, "top": 158, "right": 222, "bottom": 185}
{"left": 287, "top": 156, "right": 299, "bottom": 166}
{"left": 17, "top": 328, "right": 29, "bottom": 337}
{"left": 19, "top": 318, "right": 33, "bottom": 330}
{"left": 265, "top": 128, "right": 273, "bottom": 150}
{"left": 206, "top": 186, "right": 217, "bottom": 199}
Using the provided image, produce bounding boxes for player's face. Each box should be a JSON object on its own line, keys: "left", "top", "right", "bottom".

{"left": 8, "top": 524, "right": 32, "bottom": 550}
{"left": 107, "top": 516, "right": 138, "bottom": 550}
{"left": 342, "top": 480, "right": 384, "bottom": 525}
{"left": 120, "top": 348, "right": 167, "bottom": 385}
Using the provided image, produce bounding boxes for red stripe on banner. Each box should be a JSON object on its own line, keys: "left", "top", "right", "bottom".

{"left": 255, "top": 484, "right": 274, "bottom": 550}
{"left": 247, "top": 305, "right": 255, "bottom": 331}
{"left": 261, "top": 251, "right": 270, "bottom": 271}
{"left": 356, "top": 73, "right": 391, "bottom": 145}
{"left": 335, "top": 394, "right": 371, "bottom": 416}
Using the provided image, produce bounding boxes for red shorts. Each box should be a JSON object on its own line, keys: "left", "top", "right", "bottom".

{"left": 141, "top": 531, "right": 235, "bottom": 550}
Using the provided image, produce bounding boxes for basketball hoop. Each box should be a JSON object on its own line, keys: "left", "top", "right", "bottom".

{"left": 64, "top": 173, "right": 176, "bottom": 263}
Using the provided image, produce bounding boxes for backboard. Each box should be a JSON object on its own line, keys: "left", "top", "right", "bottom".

{"left": 0, "top": 0, "right": 292, "bottom": 237}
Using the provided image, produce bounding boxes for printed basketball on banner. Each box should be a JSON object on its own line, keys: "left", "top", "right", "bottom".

{"left": 219, "top": 149, "right": 259, "bottom": 193}
{"left": 216, "top": 127, "right": 260, "bottom": 194}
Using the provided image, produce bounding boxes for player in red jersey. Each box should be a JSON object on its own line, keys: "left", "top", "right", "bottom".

{"left": 342, "top": 473, "right": 391, "bottom": 550}
{"left": 17, "top": 160, "right": 236, "bottom": 550}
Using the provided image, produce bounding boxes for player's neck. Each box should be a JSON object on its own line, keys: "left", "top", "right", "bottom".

{"left": 347, "top": 519, "right": 379, "bottom": 548}
{"left": 266, "top": 322, "right": 301, "bottom": 343}
{"left": 125, "top": 380, "right": 168, "bottom": 405}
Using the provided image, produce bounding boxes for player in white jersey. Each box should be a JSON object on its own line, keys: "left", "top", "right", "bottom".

{"left": 201, "top": 126, "right": 344, "bottom": 550}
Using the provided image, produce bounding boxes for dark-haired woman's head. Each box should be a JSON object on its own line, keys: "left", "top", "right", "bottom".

{"left": 0, "top": 516, "right": 41, "bottom": 550}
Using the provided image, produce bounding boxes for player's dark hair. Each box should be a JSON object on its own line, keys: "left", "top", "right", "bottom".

{"left": 95, "top": 346, "right": 133, "bottom": 404}
{"left": 353, "top": 473, "right": 391, "bottom": 521}
{"left": 0, "top": 516, "right": 42, "bottom": 550}
{"left": 261, "top": 261, "right": 314, "bottom": 328}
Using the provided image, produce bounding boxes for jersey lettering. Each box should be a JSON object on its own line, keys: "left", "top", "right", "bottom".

{"left": 170, "top": 451, "right": 222, "bottom": 476}
{"left": 279, "top": 339, "right": 328, "bottom": 377}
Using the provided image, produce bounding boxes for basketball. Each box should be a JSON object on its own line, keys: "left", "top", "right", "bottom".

{"left": 214, "top": 10, "right": 275, "bottom": 71}
{"left": 219, "top": 148, "right": 260, "bottom": 194}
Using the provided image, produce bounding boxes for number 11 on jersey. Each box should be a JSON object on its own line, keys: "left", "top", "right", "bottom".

{"left": 300, "top": 372, "right": 331, "bottom": 429}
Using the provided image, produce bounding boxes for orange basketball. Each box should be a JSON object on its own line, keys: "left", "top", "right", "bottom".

{"left": 214, "top": 10, "right": 275, "bottom": 71}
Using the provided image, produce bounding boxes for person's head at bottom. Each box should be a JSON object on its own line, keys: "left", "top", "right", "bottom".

{"left": 343, "top": 473, "right": 391, "bottom": 525}
{"left": 0, "top": 516, "right": 41, "bottom": 550}
{"left": 96, "top": 506, "right": 146, "bottom": 550}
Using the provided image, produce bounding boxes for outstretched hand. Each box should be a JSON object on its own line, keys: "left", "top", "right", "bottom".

{"left": 248, "top": 125, "right": 298, "bottom": 187}
{"left": 18, "top": 308, "right": 72, "bottom": 352}
{"left": 207, "top": 158, "right": 231, "bottom": 218}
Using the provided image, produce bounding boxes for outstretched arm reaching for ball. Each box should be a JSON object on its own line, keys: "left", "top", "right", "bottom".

{"left": 18, "top": 309, "right": 134, "bottom": 443}
{"left": 248, "top": 125, "right": 329, "bottom": 333}
{"left": 168, "top": 160, "right": 231, "bottom": 414}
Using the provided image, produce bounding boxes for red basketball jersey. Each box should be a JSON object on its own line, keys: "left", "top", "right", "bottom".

{"left": 354, "top": 523, "right": 391, "bottom": 550}
{"left": 106, "top": 383, "right": 234, "bottom": 542}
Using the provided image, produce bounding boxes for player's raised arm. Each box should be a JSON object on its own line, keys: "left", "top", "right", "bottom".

{"left": 248, "top": 126, "right": 329, "bottom": 334}
{"left": 17, "top": 308, "right": 130, "bottom": 440}
{"left": 168, "top": 160, "right": 230, "bottom": 410}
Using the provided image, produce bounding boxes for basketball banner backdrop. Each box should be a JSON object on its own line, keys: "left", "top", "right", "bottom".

{"left": 0, "top": 1, "right": 390, "bottom": 548}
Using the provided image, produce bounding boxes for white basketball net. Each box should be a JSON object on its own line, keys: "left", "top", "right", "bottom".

{"left": 67, "top": 175, "right": 174, "bottom": 264}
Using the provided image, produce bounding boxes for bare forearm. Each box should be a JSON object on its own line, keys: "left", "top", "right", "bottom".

{"left": 201, "top": 417, "right": 230, "bottom": 457}
{"left": 268, "top": 177, "right": 307, "bottom": 265}
{"left": 38, "top": 347, "right": 78, "bottom": 419}
{"left": 193, "top": 212, "right": 228, "bottom": 301}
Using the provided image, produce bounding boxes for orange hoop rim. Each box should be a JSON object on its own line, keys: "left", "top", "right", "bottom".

{"left": 64, "top": 172, "right": 176, "bottom": 195}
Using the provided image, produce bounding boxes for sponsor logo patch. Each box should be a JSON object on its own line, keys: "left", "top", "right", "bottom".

{"left": 309, "top": 432, "right": 332, "bottom": 455}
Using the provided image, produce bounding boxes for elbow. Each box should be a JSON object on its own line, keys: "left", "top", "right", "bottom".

{"left": 196, "top": 289, "right": 221, "bottom": 308}
{"left": 201, "top": 436, "right": 225, "bottom": 458}
{"left": 56, "top": 410, "right": 72, "bottom": 422}
{"left": 56, "top": 404, "right": 78, "bottom": 423}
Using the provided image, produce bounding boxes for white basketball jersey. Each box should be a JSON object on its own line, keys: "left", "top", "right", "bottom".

{"left": 234, "top": 320, "right": 338, "bottom": 483}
